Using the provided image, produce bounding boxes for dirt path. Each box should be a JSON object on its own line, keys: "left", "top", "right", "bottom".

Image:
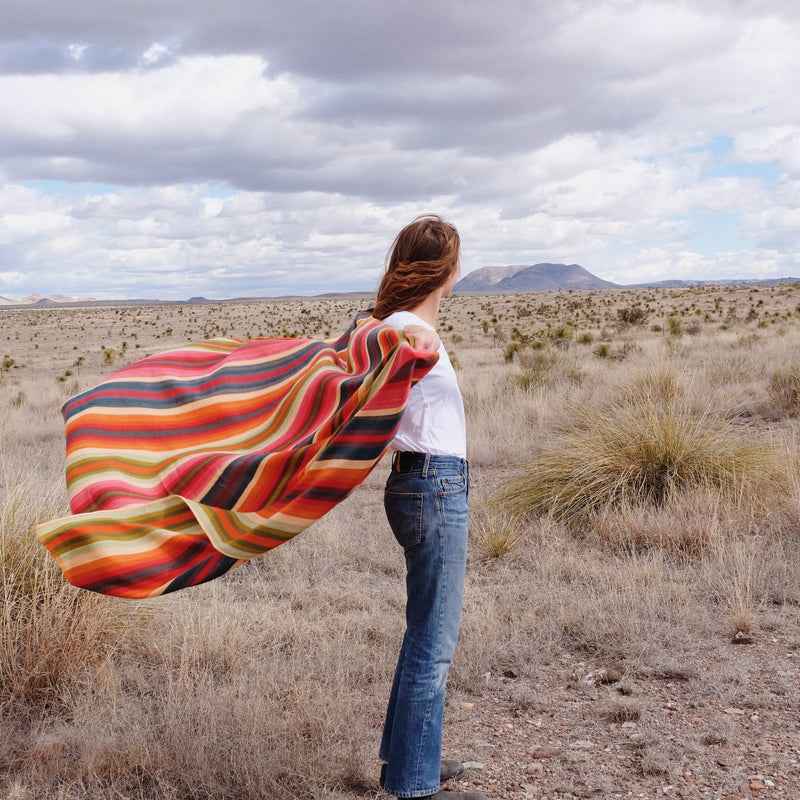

{"left": 440, "top": 626, "right": 800, "bottom": 800}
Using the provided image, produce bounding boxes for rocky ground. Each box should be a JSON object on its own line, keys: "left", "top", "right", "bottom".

{"left": 435, "top": 623, "right": 800, "bottom": 800}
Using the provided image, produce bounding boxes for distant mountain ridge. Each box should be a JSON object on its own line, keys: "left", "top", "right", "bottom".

{"left": 0, "top": 292, "right": 374, "bottom": 309}
{"left": 0, "top": 293, "right": 97, "bottom": 307}
{"left": 455, "top": 264, "right": 800, "bottom": 293}
{"left": 5, "top": 267, "right": 800, "bottom": 309}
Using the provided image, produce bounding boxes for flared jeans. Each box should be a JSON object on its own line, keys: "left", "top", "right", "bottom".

{"left": 379, "top": 452, "right": 470, "bottom": 798}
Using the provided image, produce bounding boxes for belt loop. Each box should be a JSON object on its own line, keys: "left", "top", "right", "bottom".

{"left": 421, "top": 453, "right": 431, "bottom": 478}
{"left": 392, "top": 451, "right": 399, "bottom": 472}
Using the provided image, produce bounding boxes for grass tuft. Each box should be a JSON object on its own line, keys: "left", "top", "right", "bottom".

{"left": 625, "top": 363, "right": 681, "bottom": 407}
{"left": 602, "top": 698, "right": 642, "bottom": 722}
{"left": 470, "top": 509, "right": 528, "bottom": 561}
{"left": 768, "top": 362, "right": 800, "bottom": 416}
{"left": 1, "top": 483, "right": 122, "bottom": 718}
{"left": 499, "top": 399, "right": 783, "bottom": 524}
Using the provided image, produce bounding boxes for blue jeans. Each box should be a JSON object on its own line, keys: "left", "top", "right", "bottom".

{"left": 379, "top": 452, "right": 470, "bottom": 798}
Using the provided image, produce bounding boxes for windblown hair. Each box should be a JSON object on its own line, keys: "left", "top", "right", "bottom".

{"left": 372, "top": 214, "right": 460, "bottom": 320}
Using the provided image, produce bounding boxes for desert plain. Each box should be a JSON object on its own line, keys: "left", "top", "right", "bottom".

{"left": 2, "top": 285, "right": 800, "bottom": 800}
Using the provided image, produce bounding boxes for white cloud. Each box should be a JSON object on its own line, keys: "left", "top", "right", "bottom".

{"left": 0, "top": 182, "right": 420, "bottom": 298}
{"left": 734, "top": 127, "right": 800, "bottom": 177}
{"left": 1, "top": 1, "right": 800, "bottom": 298}
{"left": 0, "top": 270, "right": 24, "bottom": 286}
{"left": 0, "top": 55, "right": 297, "bottom": 147}
{"left": 141, "top": 42, "right": 171, "bottom": 67}
{"left": 68, "top": 43, "right": 87, "bottom": 62}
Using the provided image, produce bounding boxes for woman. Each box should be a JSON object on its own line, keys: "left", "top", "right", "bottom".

{"left": 373, "top": 215, "right": 486, "bottom": 800}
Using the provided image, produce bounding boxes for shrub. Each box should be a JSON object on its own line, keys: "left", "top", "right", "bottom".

{"left": 498, "top": 400, "right": 783, "bottom": 525}
{"left": 617, "top": 306, "right": 648, "bottom": 326}
{"left": 577, "top": 331, "right": 594, "bottom": 345}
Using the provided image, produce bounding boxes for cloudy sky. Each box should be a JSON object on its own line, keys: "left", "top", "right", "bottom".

{"left": 1, "top": 0, "right": 799, "bottom": 300}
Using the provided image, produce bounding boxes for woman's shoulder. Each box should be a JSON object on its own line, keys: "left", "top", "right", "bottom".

{"left": 382, "top": 310, "right": 433, "bottom": 331}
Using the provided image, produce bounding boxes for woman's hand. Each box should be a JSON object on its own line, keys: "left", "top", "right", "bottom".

{"left": 403, "top": 325, "right": 440, "bottom": 353}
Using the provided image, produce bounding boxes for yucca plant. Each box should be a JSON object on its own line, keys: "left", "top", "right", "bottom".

{"left": 499, "top": 399, "right": 783, "bottom": 525}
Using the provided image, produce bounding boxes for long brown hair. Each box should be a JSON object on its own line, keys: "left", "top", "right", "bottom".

{"left": 372, "top": 214, "right": 460, "bottom": 320}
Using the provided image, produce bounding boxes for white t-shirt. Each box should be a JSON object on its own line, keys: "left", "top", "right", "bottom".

{"left": 383, "top": 310, "right": 467, "bottom": 459}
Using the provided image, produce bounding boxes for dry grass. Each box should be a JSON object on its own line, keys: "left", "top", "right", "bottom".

{"left": 497, "top": 396, "right": 786, "bottom": 525}
{"left": 768, "top": 361, "right": 800, "bottom": 416}
{"left": 469, "top": 509, "right": 529, "bottom": 561}
{"left": 601, "top": 698, "right": 642, "bottom": 723}
{"left": 2, "top": 286, "right": 800, "bottom": 797}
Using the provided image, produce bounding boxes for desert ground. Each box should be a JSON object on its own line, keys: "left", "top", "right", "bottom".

{"left": 2, "top": 285, "right": 800, "bottom": 800}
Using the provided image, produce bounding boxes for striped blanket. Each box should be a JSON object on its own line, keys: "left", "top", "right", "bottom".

{"left": 37, "top": 313, "right": 436, "bottom": 598}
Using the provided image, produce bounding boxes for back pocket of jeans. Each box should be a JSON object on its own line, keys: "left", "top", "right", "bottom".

{"left": 384, "top": 490, "right": 423, "bottom": 550}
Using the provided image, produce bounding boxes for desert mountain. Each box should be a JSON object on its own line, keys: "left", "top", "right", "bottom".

{"left": 0, "top": 293, "right": 97, "bottom": 306}
{"left": 453, "top": 265, "right": 526, "bottom": 292}
{"left": 455, "top": 263, "right": 620, "bottom": 293}
{"left": 5, "top": 268, "right": 800, "bottom": 308}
